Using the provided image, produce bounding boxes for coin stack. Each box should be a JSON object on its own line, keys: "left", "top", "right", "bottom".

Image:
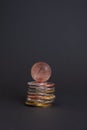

{"left": 25, "top": 81, "right": 55, "bottom": 107}
{"left": 26, "top": 81, "right": 55, "bottom": 107}
{"left": 25, "top": 61, "right": 56, "bottom": 107}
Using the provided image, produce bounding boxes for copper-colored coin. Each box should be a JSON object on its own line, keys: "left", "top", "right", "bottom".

{"left": 28, "top": 95, "right": 55, "bottom": 99}
{"left": 31, "top": 62, "right": 52, "bottom": 83}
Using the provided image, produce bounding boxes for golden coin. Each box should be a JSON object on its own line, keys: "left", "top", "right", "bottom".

{"left": 25, "top": 101, "right": 51, "bottom": 107}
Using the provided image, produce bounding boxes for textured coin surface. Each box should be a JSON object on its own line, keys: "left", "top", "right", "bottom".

{"left": 31, "top": 62, "right": 52, "bottom": 82}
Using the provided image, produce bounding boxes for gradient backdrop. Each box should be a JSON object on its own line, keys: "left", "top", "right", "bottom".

{"left": 0, "top": 0, "right": 87, "bottom": 130}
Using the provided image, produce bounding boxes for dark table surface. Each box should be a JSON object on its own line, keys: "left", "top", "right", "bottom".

{"left": 0, "top": 85, "right": 87, "bottom": 130}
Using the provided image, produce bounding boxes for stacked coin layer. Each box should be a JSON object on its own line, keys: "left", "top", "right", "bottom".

{"left": 25, "top": 81, "right": 55, "bottom": 107}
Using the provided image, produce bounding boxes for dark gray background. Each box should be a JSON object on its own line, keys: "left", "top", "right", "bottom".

{"left": 0, "top": 0, "right": 87, "bottom": 130}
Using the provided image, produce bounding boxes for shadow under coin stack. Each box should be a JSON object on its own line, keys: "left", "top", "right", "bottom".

{"left": 25, "top": 62, "right": 56, "bottom": 107}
